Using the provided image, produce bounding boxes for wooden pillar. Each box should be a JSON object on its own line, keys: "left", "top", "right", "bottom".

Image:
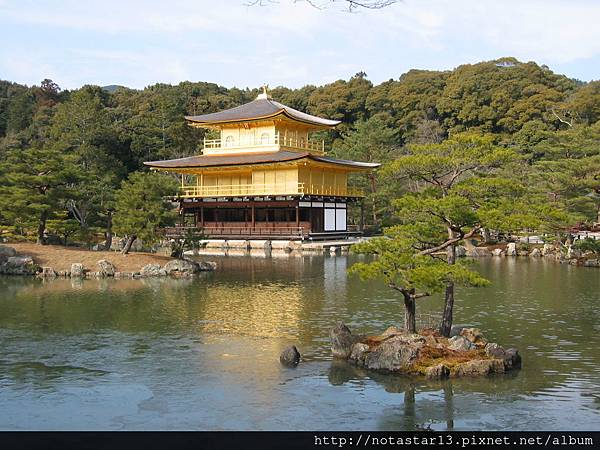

{"left": 295, "top": 204, "right": 300, "bottom": 229}
{"left": 251, "top": 204, "right": 255, "bottom": 230}
{"left": 200, "top": 206, "right": 204, "bottom": 228}
{"left": 360, "top": 200, "right": 365, "bottom": 232}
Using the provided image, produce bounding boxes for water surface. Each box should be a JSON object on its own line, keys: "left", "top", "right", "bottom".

{"left": 0, "top": 255, "right": 599, "bottom": 430}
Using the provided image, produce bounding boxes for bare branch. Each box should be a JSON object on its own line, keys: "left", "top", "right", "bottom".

{"left": 550, "top": 107, "right": 574, "bottom": 128}
{"left": 247, "top": 0, "right": 399, "bottom": 10}
{"left": 418, "top": 225, "right": 481, "bottom": 256}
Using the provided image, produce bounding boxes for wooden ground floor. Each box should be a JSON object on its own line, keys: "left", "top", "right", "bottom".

{"left": 174, "top": 197, "right": 364, "bottom": 239}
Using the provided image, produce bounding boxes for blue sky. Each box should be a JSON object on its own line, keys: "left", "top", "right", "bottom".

{"left": 1, "top": 0, "right": 599, "bottom": 90}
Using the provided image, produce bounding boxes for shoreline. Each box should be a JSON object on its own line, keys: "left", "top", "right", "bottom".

{"left": 0, "top": 243, "right": 216, "bottom": 278}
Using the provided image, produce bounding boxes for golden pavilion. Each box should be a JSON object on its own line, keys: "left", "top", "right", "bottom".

{"left": 144, "top": 87, "right": 379, "bottom": 240}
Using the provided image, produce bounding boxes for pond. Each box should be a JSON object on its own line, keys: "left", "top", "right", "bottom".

{"left": 0, "top": 255, "right": 599, "bottom": 430}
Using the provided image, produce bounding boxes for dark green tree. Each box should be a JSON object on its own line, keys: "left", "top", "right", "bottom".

{"left": 0, "top": 143, "right": 81, "bottom": 244}
{"left": 113, "top": 171, "right": 178, "bottom": 254}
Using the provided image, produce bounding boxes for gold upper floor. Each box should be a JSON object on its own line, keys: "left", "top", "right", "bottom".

{"left": 177, "top": 160, "right": 364, "bottom": 198}
{"left": 191, "top": 119, "right": 326, "bottom": 156}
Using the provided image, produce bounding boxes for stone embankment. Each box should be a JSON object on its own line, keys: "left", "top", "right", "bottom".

{"left": 330, "top": 323, "right": 521, "bottom": 379}
{"left": 459, "top": 242, "right": 600, "bottom": 267}
{"left": 0, "top": 244, "right": 216, "bottom": 279}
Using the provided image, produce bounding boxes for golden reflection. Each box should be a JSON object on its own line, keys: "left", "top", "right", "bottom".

{"left": 197, "top": 282, "right": 305, "bottom": 339}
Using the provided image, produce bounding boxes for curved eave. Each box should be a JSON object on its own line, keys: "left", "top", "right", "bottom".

{"left": 311, "top": 156, "right": 381, "bottom": 170}
{"left": 184, "top": 109, "right": 341, "bottom": 129}
{"left": 143, "top": 152, "right": 310, "bottom": 171}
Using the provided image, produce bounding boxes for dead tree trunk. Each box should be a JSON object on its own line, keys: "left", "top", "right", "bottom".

{"left": 121, "top": 234, "right": 137, "bottom": 255}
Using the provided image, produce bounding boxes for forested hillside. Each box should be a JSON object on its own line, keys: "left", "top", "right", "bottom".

{"left": 1, "top": 57, "right": 599, "bottom": 246}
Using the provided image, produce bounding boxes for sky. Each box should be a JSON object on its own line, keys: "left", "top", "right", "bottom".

{"left": 1, "top": 0, "right": 600, "bottom": 90}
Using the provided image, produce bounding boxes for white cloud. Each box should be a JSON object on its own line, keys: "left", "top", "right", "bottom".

{"left": 1, "top": 0, "right": 600, "bottom": 88}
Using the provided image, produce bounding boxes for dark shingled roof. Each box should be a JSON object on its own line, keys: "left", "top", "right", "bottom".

{"left": 144, "top": 151, "right": 380, "bottom": 170}
{"left": 185, "top": 98, "right": 341, "bottom": 128}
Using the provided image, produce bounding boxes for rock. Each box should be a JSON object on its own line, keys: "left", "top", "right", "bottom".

{"left": 140, "top": 263, "right": 165, "bottom": 277}
{"left": 57, "top": 270, "right": 69, "bottom": 277}
{"left": 97, "top": 259, "right": 115, "bottom": 277}
{"left": 449, "top": 326, "right": 464, "bottom": 338}
{"left": 529, "top": 248, "right": 541, "bottom": 257}
{"left": 584, "top": 259, "right": 600, "bottom": 267}
{"left": 460, "top": 328, "right": 487, "bottom": 346}
{"left": 380, "top": 326, "right": 403, "bottom": 338}
{"left": 485, "top": 343, "right": 522, "bottom": 370}
{"left": 424, "top": 334, "right": 443, "bottom": 348}
{"left": 454, "top": 359, "right": 504, "bottom": 377}
{"left": 506, "top": 242, "right": 517, "bottom": 256}
{"left": 484, "top": 342, "right": 502, "bottom": 357}
{"left": 39, "top": 266, "right": 57, "bottom": 278}
{"left": 330, "top": 322, "right": 359, "bottom": 359}
{"left": 130, "top": 238, "right": 144, "bottom": 252}
{"left": 279, "top": 345, "right": 301, "bottom": 367}
{"left": 285, "top": 241, "right": 302, "bottom": 253}
{"left": 164, "top": 258, "right": 216, "bottom": 275}
{"left": 329, "top": 246, "right": 339, "bottom": 255}
{"left": 70, "top": 263, "right": 84, "bottom": 278}
{"left": 349, "top": 343, "right": 370, "bottom": 365}
{"left": 503, "top": 348, "right": 522, "bottom": 370}
{"left": 566, "top": 246, "right": 581, "bottom": 259}
{"left": 542, "top": 243, "right": 555, "bottom": 256}
{"left": 466, "top": 247, "right": 491, "bottom": 257}
{"left": 196, "top": 260, "right": 217, "bottom": 271}
{"left": 110, "top": 237, "right": 126, "bottom": 251}
{"left": 0, "top": 245, "right": 17, "bottom": 258}
{"left": 363, "top": 334, "right": 423, "bottom": 371}
{"left": 0, "top": 256, "right": 39, "bottom": 275}
{"left": 448, "top": 335, "right": 476, "bottom": 351}
{"left": 455, "top": 245, "right": 467, "bottom": 257}
{"left": 492, "top": 248, "right": 504, "bottom": 257}
{"left": 517, "top": 250, "right": 529, "bottom": 256}
{"left": 163, "top": 258, "right": 198, "bottom": 275}
{"left": 426, "top": 363, "right": 450, "bottom": 379}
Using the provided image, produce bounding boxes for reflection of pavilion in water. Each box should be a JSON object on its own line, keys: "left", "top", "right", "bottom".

{"left": 195, "top": 254, "right": 347, "bottom": 339}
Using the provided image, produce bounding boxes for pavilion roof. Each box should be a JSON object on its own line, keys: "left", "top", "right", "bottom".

{"left": 184, "top": 97, "right": 341, "bottom": 128}
{"left": 144, "top": 151, "right": 379, "bottom": 170}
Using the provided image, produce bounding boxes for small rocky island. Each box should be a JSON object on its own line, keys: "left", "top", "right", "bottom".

{"left": 330, "top": 323, "right": 521, "bottom": 379}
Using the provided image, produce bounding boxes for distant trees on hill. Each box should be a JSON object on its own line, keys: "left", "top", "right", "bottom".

{"left": 1, "top": 57, "right": 599, "bottom": 247}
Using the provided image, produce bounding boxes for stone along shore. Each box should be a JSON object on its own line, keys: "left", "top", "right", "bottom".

{"left": 0, "top": 243, "right": 216, "bottom": 278}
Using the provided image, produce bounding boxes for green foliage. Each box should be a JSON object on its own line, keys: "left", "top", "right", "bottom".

{"left": 351, "top": 230, "right": 489, "bottom": 294}
{"left": 1, "top": 56, "right": 600, "bottom": 246}
{"left": 113, "top": 171, "right": 178, "bottom": 245}
{"left": 573, "top": 238, "right": 600, "bottom": 255}
{"left": 170, "top": 228, "right": 205, "bottom": 259}
{"left": 333, "top": 116, "right": 398, "bottom": 225}
{"left": 46, "top": 216, "right": 81, "bottom": 246}
{"left": 0, "top": 142, "right": 82, "bottom": 242}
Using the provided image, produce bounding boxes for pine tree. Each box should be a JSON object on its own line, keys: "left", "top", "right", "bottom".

{"left": 113, "top": 171, "right": 178, "bottom": 254}
{"left": 0, "top": 143, "right": 81, "bottom": 244}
